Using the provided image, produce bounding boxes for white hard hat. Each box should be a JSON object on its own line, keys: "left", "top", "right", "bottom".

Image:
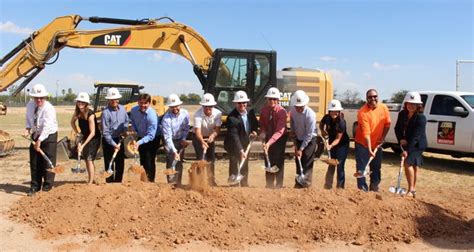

{"left": 232, "top": 90, "right": 250, "bottom": 103}
{"left": 199, "top": 93, "right": 217, "bottom": 106}
{"left": 29, "top": 84, "right": 49, "bottom": 98}
{"left": 328, "top": 99, "right": 343, "bottom": 111}
{"left": 166, "top": 94, "right": 183, "bottom": 106}
{"left": 75, "top": 92, "right": 90, "bottom": 104}
{"left": 105, "top": 88, "right": 122, "bottom": 100}
{"left": 265, "top": 87, "right": 281, "bottom": 99}
{"left": 291, "top": 90, "right": 309, "bottom": 106}
{"left": 403, "top": 91, "right": 423, "bottom": 104}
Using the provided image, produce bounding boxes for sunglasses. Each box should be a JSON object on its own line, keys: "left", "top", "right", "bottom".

{"left": 203, "top": 106, "right": 213, "bottom": 108}
{"left": 268, "top": 98, "right": 279, "bottom": 101}
{"left": 367, "top": 95, "right": 378, "bottom": 99}
{"left": 34, "top": 97, "right": 46, "bottom": 100}
{"left": 237, "top": 102, "right": 247, "bottom": 105}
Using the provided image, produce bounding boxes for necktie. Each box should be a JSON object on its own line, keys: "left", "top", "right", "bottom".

{"left": 33, "top": 106, "right": 39, "bottom": 138}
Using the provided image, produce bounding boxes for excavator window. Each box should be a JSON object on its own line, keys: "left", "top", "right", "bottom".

{"left": 216, "top": 56, "right": 248, "bottom": 88}
{"left": 214, "top": 56, "right": 250, "bottom": 112}
{"left": 94, "top": 85, "right": 140, "bottom": 112}
{"left": 253, "top": 55, "right": 271, "bottom": 97}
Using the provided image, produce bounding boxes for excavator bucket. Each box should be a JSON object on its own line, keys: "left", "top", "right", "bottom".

{"left": 0, "top": 130, "right": 15, "bottom": 156}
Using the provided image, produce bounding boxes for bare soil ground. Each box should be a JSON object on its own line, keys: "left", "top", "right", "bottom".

{"left": 0, "top": 106, "right": 473, "bottom": 251}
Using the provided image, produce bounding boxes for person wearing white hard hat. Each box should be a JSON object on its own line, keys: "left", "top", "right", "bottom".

{"left": 24, "top": 84, "right": 58, "bottom": 196}
{"left": 319, "top": 99, "right": 350, "bottom": 189}
{"left": 101, "top": 87, "right": 129, "bottom": 183}
{"left": 354, "top": 89, "right": 391, "bottom": 192}
{"left": 130, "top": 93, "right": 161, "bottom": 182}
{"left": 259, "top": 87, "right": 288, "bottom": 189}
{"left": 192, "top": 93, "right": 222, "bottom": 186}
{"left": 290, "top": 90, "right": 317, "bottom": 188}
{"left": 395, "top": 91, "right": 427, "bottom": 198}
{"left": 162, "top": 93, "right": 190, "bottom": 185}
{"left": 70, "top": 92, "right": 101, "bottom": 184}
{"left": 224, "top": 90, "right": 258, "bottom": 187}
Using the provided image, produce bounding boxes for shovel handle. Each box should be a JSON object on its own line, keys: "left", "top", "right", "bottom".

{"left": 22, "top": 135, "right": 55, "bottom": 168}
{"left": 107, "top": 143, "right": 121, "bottom": 168}
{"left": 297, "top": 156, "right": 304, "bottom": 174}
{"left": 361, "top": 144, "right": 382, "bottom": 173}
{"left": 201, "top": 147, "right": 207, "bottom": 160}
{"left": 237, "top": 141, "right": 253, "bottom": 170}
{"left": 322, "top": 137, "right": 331, "bottom": 159}
{"left": 170, "top": 147, "right": 185, "bottom": 169}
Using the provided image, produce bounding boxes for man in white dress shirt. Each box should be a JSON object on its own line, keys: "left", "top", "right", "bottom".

{"left": 192, "top": 93, "right": 222, "bottom": 186}
{"left": 24, "top": 84, "right": 58, "bottom": 196}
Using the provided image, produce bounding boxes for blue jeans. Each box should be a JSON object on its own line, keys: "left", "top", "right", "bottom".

{"left": 324, "top": 143, "right": 349, "bottom": 189}
{"left": 355, "top": 142, "right": 383, "bottom": 191}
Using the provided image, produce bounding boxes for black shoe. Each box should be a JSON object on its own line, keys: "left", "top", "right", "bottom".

{"left": 27, "top": 188, "right": 38, "bottom": 196}
{"left": 42, "top": 186, "right": 52, "bottom": 192}
{"left": 369, "top": 184, "right": 379, "bottom": 192}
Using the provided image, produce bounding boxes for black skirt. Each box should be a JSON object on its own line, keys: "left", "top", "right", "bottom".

{"left": 406, "top": 150, "right": 423, "bottom": 167}
{"left": 82, "top": 137, "right": 100, "bottom": 161}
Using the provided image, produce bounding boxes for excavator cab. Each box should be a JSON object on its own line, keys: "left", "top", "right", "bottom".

{"left": 205, "top": 49, "right": 277, "bottom": 114}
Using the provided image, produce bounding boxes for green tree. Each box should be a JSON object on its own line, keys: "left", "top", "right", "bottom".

{"left": 187, "top": 93, "right": 201, "bottom": 105}
{"left": 390, "top": 90, "right": 409, "bottom": 103}
{"left": 64, "top": 93, "right": 77, "bottom": 102}
{"left": 179, "top": 94, "right": 189, "bottom": 104}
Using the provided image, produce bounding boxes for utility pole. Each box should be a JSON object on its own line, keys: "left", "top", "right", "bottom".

{"left": 56, "top": 80, "right": 59, "bottom": 105}
{"left": 456, "top": 60, "right": 474, "bottom": 91}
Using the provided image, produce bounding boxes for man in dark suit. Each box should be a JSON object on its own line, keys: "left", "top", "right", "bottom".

{"left": 224, "top": 90, "right": 258, "bottom": 187}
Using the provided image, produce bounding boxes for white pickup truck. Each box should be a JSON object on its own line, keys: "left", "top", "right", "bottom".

{"left": 345, "top": 91, "right": 474, "bottom": 158}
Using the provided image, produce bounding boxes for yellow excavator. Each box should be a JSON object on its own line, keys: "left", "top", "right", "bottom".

{"left": 0, "top": 15, "right": 333, "bottom": 156}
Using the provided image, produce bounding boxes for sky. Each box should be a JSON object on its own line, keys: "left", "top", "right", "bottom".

{"left": 0, "top": 0, "right": 473, "bottom": 101}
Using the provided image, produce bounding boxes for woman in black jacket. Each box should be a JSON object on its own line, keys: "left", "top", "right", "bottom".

{"left": 395, "top": 92, "right": 427, "bottom": 198}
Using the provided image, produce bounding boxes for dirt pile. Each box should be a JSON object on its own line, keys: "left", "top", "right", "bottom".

{"left": 9, "top": 182, "right": 472, "bottom": 250}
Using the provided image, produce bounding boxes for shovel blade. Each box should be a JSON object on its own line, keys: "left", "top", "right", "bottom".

{"left": 265, "top": 165, "right": 279, "bottom": 173}
{"left": 388, "top": 186, "right": 396, "bottom": 193}
{"left": 47, "top": 165, "right": 65, "bottom": 174}
{"left": 163, "top": 168, "right": 178, "bottom": 176}
{"left": 296, "top": 175, "right": 311, "bottom": 187}
{"left": 228, "top": 174, "right": 244, "bottom": 185}
{"left": 353, "top": 170, "right": 371, "bottom": 178}
{"left": 322, "top": 158, "right": 339, "bottom": 166}
{"left": 389, "top": 186, "right": 405, "bottom": 194}
{"left": 389, "top": 186, "right": 406, "bottom": 194}
{"left": 101, "top": 171, "right": 113, "bottom": 179}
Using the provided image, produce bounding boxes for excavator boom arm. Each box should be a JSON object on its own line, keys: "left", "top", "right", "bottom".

{"left": 0, "top": 15, "right": 214, "bottom": 94}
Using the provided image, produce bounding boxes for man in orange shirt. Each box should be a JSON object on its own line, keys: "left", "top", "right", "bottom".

{"left": 354, "top": 89, "right": 391, "bottom": 191}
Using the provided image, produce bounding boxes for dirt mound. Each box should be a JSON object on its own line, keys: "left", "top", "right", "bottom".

{"left": 9, "top": 182, "right": 472, "bottom": 250}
